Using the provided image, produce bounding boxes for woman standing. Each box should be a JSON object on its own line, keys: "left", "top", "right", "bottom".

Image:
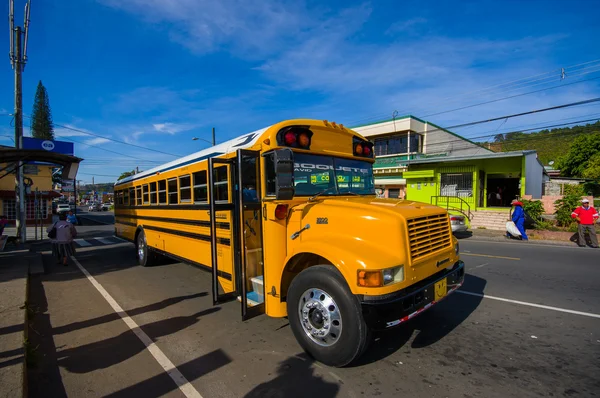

{"left": 507, "top": 200, "right": 528, "bottom": 241}
{"left": 47, "top": 212, "right": 77, "bottom": 265}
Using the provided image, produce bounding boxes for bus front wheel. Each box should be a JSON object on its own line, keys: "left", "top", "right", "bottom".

{"left": 287, "top": 265, "right": 370, "bottom": 367}
{"left": 136, "top": 229, "right": 158, "bottom": 267}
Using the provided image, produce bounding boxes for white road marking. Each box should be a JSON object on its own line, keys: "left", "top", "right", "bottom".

{"left": 112, "top": 236, "right": 129, "bottom": 243}
{"left": 70, "top": 256, "right": 203, "bottom": 398}
{"left": 74, "top": 239, "right": 92, "bottom": 247}
{"left": 474, "top": 262, "right": 489, "bottom": 269}
{"left": 457, "top": 290, "right": 600, "bottom": 319}
{"left": 464, "top": 239, "right": 582, "bottom": 249}
{"left": 94, "top": 237, "right": 114, "bottom": 245}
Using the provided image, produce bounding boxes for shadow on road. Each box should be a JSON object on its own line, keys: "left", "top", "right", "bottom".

{"left": 52, "top": 292, "right": 207, "bottom": 335}
{"left": 104, "top": 349, "right": 232, "bottom": 397}
{"left": 27, "top": 274, "right": 68, "bottom": 398}
{"left": 56, "top": 306, "right": 220, "bottom": 374}
{"left": 244, "top": 353, "right": 340, "bottom": 398}
{"left": 350, "top": 273, "right": 486, "bottom": 367}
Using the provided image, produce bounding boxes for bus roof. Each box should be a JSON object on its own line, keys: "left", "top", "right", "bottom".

{"left": 115, "top": 125, "right": 270, "bottom": 186}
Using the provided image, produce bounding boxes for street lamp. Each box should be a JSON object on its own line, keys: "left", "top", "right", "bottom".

{"left": 192, "top": 127, "right": 216, "bottom": 146}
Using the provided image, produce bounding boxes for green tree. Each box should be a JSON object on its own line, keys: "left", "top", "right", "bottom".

{"left": 557, "top": 132, "right": 600, "bottom": 177}
{"left": 118, "top": 170, "right": 136, "bottom": 180}
{"left": 582, "top": 152, "right": 600, "bottom": 180}
{"left": 31, "top": 81, "right": 55, "bottom": 140}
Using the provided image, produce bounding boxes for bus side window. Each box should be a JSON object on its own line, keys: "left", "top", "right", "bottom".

{"left": 149, "top": 182, "right": 157, "bottom": 204}
{"left": 213, "top": 166, "right": 229, "bottom": 202}
{"left": 193, "top": 171, "right": 208, "bottom": 203}
{"left": 264, "top": 152, "right": 276, "bottom": 196}
{"left": 136, "top": 186, "right": 142, "bottom": 206}
{"left": 158, "top": 180, "right": 167, "bottom": 204}
{"left": 129, "top": 188, "right": 135, "bottom": 206}
{"left": 143, "top": 184, "right": 150, "bottom": 204}
{"left": 168, "top": 178, "right": 178, "bottom": 205}
{"left": 179, "top": 175, "right": 192, "bottom": 203}
{"left": 123, "top": 189, "right": 129, "bottom": 206}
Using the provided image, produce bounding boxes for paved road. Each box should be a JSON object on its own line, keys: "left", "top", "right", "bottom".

{"left": 25, "top": 237, "right": 600, "bottom": 397}
{"left": 75, "top": 206, "right": 115, "bottom": 226}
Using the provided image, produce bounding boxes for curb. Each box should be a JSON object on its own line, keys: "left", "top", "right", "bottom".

{"left": 460, "top": 234, "right": 581, "bottom": 248}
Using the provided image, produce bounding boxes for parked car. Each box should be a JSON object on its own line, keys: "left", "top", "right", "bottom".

{"left": 88, "top": 203, "right": 101, "bottom": 212}
{"left": 449, "top": 213, "right": 468, "bottom": 233}
{"left": 101, "top": 203, "right": 111, "bottom": 211}
{"left": 56, "top": 204, "right": 71, "bottom": 214}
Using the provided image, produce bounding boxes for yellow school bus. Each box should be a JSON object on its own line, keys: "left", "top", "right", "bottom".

{"left": 113, "top": 119, "right": 464, "bottom": 367}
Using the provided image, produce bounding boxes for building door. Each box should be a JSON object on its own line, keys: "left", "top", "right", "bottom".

{"left": 479, "top": 171, "right": 486, "bottom": 207}
{"left": 486, "top": 175, "right": 520, "bottom": 207}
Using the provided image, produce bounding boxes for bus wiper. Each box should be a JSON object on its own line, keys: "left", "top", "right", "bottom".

{"left": 308, "top": 187, "right": 336, "bottom": 202}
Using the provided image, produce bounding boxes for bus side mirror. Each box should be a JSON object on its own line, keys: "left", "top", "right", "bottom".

{"left": 274, "top": 149, "right": 295, "bottom": 200}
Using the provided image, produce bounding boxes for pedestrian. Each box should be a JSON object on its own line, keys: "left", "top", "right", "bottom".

{"left": 47, "top": 212, "right": 77, "bottom": 266}
{"left": 571, "top": 198, "right": 599, "bottom": 248}
{"left": 66, "top": 210, "right": 78, "bottom": 225}
{"left": 507, "top": 199, "right": 528, "bottom": 240}
{"left": 0, "top": 215, "right": 8, "bottom": 235}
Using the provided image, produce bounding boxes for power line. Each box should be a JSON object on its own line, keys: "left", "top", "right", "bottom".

{"left": 23, "top": 116, "right": 183, "bottom": 157}
{"left": 349, "top": 59, "right": 600, "bottom": 126}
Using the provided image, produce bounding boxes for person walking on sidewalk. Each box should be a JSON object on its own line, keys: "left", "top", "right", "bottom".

{"left": 66, "top": 210, "right": 78, "bottom": 225}
{"left": 507, "top": 200, "right": 528, "bottom": 240}
{"left": 571, "top": 198, "right": 599, "bottom": 248}
{"left": 47, "top": 212, "right": 78, "bottom": 265}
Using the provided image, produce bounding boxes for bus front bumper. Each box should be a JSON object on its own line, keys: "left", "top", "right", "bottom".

{"left": 359, "top": 261, "right": 465, "bottom": 330}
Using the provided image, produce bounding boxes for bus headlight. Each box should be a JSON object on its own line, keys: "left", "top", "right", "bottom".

{"left": 358, "top": 266, "right": 404, "bottom": 287}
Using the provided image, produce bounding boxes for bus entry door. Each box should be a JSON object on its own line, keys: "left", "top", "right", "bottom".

{"left": 208, "top": 157, "right": 238, "bottom": 305}
{"left": 236, "top": 149, "right": 265, "bottom": 320}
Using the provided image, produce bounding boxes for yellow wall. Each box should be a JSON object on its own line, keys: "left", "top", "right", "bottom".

{"left": 0, "top": 163, "right": 54, "bottom": 191}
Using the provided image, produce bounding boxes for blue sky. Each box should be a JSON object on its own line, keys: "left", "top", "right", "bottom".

{"left": 1, "top": 0, "right": 599, "bottom": 183}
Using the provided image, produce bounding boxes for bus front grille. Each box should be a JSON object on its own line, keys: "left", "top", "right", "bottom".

{"left": 407, "top": 214, "right": 452, "bottom": 261}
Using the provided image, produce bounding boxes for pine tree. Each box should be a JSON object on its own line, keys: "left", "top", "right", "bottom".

{"left": 31, "top": 80, "right": 55, "bottom": 140}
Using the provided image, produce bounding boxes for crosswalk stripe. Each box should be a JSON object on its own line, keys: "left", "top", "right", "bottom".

{"left": 74, "top": 239, "right": 92, "bottom": 247}
{"left": 94, "top": 237, "right": 115, "bottom": 245}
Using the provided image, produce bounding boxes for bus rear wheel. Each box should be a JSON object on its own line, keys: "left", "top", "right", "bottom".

{"left": 136, "top": 229, "right": 158, "bottom": 267}
{"left": 287, "top": 265, "right": 370, "bottom": 367}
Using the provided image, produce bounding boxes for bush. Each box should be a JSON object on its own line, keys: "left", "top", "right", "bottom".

{"left": 563, "top": 184, "right": 585, "bottom": 196}
{"left": 554, "top": 194, "right": 581, "bottom": 227}
{"left": 534, "top": 220, "right": 559, "bottom": 231}
{"left": 522, "top": 199, "right": 545, "bottom": 221}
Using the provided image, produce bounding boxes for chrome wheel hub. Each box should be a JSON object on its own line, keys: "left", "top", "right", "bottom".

{"left": 137, "top": 234, "right": 145, "bottom": 262}
{"left": 298, "top": 288, "right": 342, "bottom": 347}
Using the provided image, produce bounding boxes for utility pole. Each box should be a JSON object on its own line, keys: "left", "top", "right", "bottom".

{"left": 9, "top": 0, "right": 31, "bottom": 246}
{"left": 212, "top": 127, "right": 216, "bottom": 146}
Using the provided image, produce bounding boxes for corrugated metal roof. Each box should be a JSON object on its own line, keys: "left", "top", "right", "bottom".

{"left": 406, "top": 150, "right": 537, "bottom": 165}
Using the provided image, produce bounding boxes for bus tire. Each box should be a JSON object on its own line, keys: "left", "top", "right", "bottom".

{"left": 287, "top": 265, "right": 370, "bottom": 367}
{"left": 136, "top": 229, "right": 158, "bottom": 267}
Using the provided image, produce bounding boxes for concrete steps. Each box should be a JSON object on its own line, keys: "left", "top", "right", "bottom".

{"left": 470, "top": 210, "right": 511, "bottom": 231}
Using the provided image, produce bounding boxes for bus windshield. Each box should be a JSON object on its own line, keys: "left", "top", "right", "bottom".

{"left": 293, "top": 153, "right": 375, "bottom": 196}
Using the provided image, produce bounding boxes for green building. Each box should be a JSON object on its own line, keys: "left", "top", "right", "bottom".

{"left": 352, "top": 116, "right": 546, "bottom": 215}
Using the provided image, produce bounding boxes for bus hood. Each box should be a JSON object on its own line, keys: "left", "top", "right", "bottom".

{"left": 287, "top": 196, "right": 456, "bottom": 288}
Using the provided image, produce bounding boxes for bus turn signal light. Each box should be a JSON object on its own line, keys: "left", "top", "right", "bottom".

{"left": 358, "top": 270, "right": 383, "bottom": 287}
{"left": 276, "top": 126, "right": 313, "bottom": 150}
{"left": 355, "top": 144, "right": 363, "bottom": 155}
{"left": 275, "top": 204, "right": 288, "bottom": 220}
{"left": 353, "top": 137, "right": 374, "bottom": 158}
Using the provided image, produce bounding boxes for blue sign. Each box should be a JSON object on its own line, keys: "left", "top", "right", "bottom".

{"left": 23, "top": 137, "right": 74, "bottom": 155}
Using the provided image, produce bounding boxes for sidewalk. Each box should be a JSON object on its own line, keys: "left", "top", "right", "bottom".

{"left": 458, "top": 228, "right": 584, "bottom": 247}
{"left": 0, "top": 247, "right": 44, "bottom": 398}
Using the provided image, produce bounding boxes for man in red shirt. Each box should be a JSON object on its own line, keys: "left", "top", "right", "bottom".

{"left": 571, "top": 198, "right": 599, "bottom": 248}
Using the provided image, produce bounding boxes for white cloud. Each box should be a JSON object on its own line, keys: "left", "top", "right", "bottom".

{"left": 85, "top": 137, "right": 111, "bottom": 145}
{"left": 153, "top": 122, "right": 195, "bottom": 134}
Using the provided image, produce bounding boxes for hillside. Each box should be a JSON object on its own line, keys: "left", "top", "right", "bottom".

{"left": 492, "top": 120, "right": 600, "bottom": 165}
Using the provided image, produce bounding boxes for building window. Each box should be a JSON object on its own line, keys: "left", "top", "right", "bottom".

{"left": 26, "top": 199, "right": 48, "bottom": 219}
{"left": 388, "top": 188, "right": 400, "bottom": 198}
{"left": 168, "top": 178, "right": 178, "bottom": 204}
{"left": 149, "top": 182, "right": 157, "bottom": 204}
{"left": 440, "top": 172, "right": 473, "bottom": 198}
{"left": 213, "top": 166, "right": 229, "bottom": 202}
{"left": 3, "top": 199, "right": 16, "bottom": 220}
{"left": 374, "top": 134, "right": 408, "bottom": 156}
{"left": 136, "top": 187, "right": 142, "bottom": 206}
{"left": 158, "top": 180, "right": 167, "bottom": 204}
{"left": 409, "top": 133, "right": 423, "bottom": 153}
{"left": 142, "top": 184, "right": 149, "bottom": 204}
{"left": 193, "top": 171, "right": 208, "bottom": 203}
{"left": 179, "top": 175, "right": 191, "bottom": 202}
